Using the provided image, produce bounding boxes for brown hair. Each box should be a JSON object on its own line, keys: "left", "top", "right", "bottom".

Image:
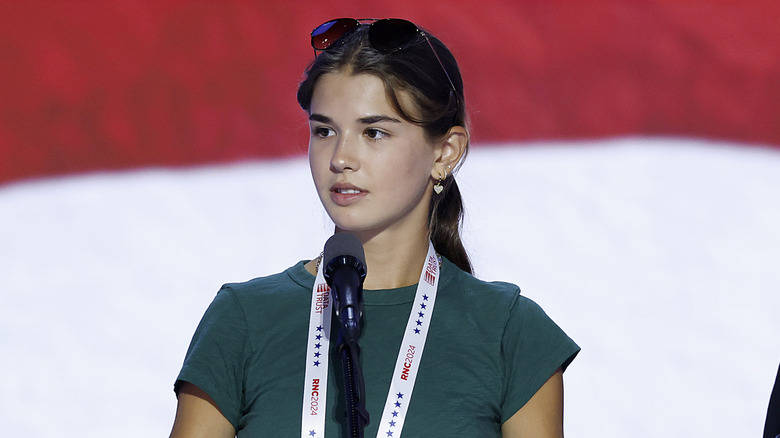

{"left": 297, "top": 24, "right": 472, "bottom": 274}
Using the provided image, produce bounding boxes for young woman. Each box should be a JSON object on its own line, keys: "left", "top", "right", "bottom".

{"left": 170, "top": 18, "right": 579, "bottom": 437}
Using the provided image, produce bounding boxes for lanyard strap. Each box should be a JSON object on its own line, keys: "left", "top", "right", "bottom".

{"left": 301, "top": 242, "right": 440, "bottom": 438}
{"left": 375, "top": 242, "right": 440, "bottom": 437}
{"left": 301, "top": 263, "right": 334, "bottom": 437}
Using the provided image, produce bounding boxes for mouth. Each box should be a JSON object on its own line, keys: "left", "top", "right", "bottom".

{"left": 330, "top": 182, "right": 366, "bottom": 194}
{"left": 329, "top": 183, "right": 367, "bottom": 206}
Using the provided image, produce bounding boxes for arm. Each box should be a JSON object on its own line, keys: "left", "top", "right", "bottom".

{"left": 501, "top": 369, "right": 564, "bottom": 438}
{"left": 169, "top": 382, "right": 236, "bottom": 438}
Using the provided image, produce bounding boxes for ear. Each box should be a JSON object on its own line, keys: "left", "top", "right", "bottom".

{"left": 431, "top": 126, "right": 469, "bottom": 180}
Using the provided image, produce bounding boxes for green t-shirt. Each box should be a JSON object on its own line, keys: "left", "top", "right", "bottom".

{"left": 175, "top": 258, "right": 579, "bottom": 437}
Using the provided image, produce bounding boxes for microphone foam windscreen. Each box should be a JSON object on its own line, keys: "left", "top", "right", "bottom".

{"left": 323, "top": 233, "right": 366, "bottom": 267}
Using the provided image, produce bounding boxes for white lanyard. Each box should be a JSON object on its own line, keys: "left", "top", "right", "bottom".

{"left": 301, "top": 261, "right": 334, "bottom": 437}
{"left": 301, "top": 242, "right": 441, "bottom": 438}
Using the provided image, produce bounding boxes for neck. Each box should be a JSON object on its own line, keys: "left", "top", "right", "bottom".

{"left": 345, "top": 227, "right": 431, "bottom": 290}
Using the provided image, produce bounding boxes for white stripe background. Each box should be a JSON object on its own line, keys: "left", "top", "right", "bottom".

{"left": 1, "top": 137, "right": 779, "bottom": 437}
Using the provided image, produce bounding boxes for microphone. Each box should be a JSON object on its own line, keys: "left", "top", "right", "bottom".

{"left": 323, "top": 233, "right": 367, "bottom": 344}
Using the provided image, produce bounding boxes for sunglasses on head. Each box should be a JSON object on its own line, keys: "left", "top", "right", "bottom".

{"left": 310, "top": 18, "right": 460, "bottom": 107}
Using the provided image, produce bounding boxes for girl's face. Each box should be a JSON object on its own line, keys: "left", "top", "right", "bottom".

{"left": 308, "top": 72, "right": 439, "bottom": 239}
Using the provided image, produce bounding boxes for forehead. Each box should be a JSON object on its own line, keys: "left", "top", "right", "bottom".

{"left": 310, "top": 71, "right": 419, "bottom": 121}
{"left": 311, "top": 72, "right": 391, "bottom": 112}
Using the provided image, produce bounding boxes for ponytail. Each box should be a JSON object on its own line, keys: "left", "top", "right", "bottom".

{"left": 429, "top": 176, "right": 472, "bottom": 274}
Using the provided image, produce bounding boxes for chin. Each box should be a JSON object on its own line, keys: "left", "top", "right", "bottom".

{"left": 330, "top": 220, "right": 372, "bottom": 234}
{"left": 328, "top": 215, "right": 383, "bottom": 236}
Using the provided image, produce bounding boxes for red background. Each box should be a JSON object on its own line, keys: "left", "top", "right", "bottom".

{"left": 2, "top": 1, "right": 779, "bottom": 184}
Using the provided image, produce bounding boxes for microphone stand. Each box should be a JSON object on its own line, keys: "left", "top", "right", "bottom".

{"left": 322, "top": 234, "right": 370, "bottom": 437}
{"left": 337, "top": 331, "right": 369, "bottom": 438}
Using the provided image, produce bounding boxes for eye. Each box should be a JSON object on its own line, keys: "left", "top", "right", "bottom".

{"left": 365, "top": 128, "right": 389, "bottom": 141}
{"left": 312, "top": 126, "right": 334, "bottom": 139}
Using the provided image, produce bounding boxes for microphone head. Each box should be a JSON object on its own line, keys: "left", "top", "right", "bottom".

{"left": 324, "top": 233, "right": 366, "bottom": 267}
{"left": 323, "top": 233, "right": 367, "bottom": 280}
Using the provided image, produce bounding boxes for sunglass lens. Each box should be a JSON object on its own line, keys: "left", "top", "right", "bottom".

{"left": 311, "top": 18, "right": 358, "bottom": 50}
{"left": 368, "top": 19, "right": 418, "bottom": 53}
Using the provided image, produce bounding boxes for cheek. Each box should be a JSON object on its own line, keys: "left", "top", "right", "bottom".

{"left": 397, "top": 148, "right": 436, "bottom": 181}
{"left": 382, "top": 155, "right": 435, "bottom": 194}
{"left": 308, "top": 148, "right": 328, "bottom": 189}
{"left": 377, "top": 139, "right": 435, "bottom": 176}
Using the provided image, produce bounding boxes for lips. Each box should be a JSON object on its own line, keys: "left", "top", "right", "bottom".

{"left": 329, "top": 182, "right": 367, "bottom": 206}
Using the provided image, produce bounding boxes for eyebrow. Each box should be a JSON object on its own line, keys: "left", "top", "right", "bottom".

{"left": 358, "top": 115, "right": 402, "bottom": 124}
{"left": 309, "top": 113, "right": 402, "bottom": 124}
{"left": 309, "top": 113, "right": 332, "bottom": 124}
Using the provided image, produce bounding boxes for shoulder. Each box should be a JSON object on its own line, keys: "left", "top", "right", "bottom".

{"left": 200, "top": 261, "right": 315, "bottom": 326}
{"left": 441, "top": 259, "right": 523, "bottom": 309}
{"left": 219, "top": 260, "right": 313, "bottom": 300}
{"left": 184, "top": 261, "right": 314, "bottom": 356}
{"left": 440, "top": 259, "right": 575, "bottom": 340}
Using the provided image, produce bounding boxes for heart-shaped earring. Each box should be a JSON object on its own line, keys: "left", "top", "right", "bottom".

{"left": 433, "top": 169, "right": 447, "bottom": 194}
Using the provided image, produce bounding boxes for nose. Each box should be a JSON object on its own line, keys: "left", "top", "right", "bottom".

{"left": 330, "top": 134, "right": 359, "bottom": 173}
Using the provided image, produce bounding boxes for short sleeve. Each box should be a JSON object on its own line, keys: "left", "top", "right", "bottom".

{"left": 174, "top": 286, "right": 249, "bottom": 429}
{"left": 500, "top": 293, "right": 580, "bottom": 422}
